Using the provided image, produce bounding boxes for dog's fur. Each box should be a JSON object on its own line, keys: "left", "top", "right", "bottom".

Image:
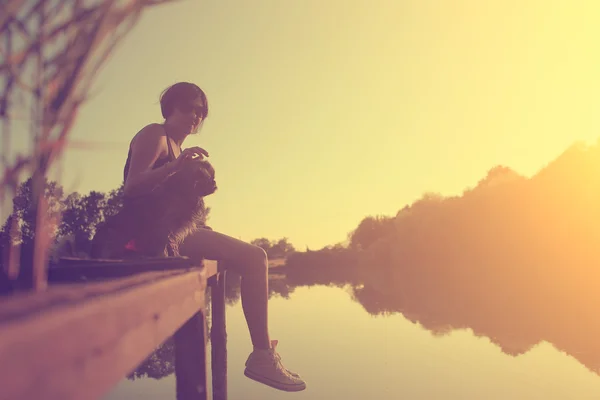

{"left": 90, "top": 159, "right": 217, "bottom": 259}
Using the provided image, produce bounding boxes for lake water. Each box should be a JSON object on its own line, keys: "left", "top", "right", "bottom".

{"left": 102, "top": 271, "right": 600, "bottom": 400}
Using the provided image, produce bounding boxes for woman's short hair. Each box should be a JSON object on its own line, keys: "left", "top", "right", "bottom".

{"left": 159, "top": 82, "right": 209, "bottom": 119}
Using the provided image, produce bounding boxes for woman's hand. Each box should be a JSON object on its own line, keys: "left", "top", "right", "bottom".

{"left": 171, "top": 147, "right": 209, "bottom": 172}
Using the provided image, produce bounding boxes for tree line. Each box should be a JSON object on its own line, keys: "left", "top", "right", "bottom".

{"left": 0, "top": 178, "right": 296, "bottom": 266}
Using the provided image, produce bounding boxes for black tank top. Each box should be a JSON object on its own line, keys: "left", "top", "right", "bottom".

{"left": 123, "top": 126, "right": 177, "bottom": 184}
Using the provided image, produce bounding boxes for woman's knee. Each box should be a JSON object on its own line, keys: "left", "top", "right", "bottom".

{"left": 223, "top": 244, "right": 267, "bottom": 276}
{"left": 245, "top": 245, "right": 268, "bottom": 271}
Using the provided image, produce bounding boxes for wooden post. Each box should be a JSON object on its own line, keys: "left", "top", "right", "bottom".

{"left": 210, "top": 269, "right": 227, "bottom": 400}
{"left": 174, "top": 310, "right": 209, "bottom": 400}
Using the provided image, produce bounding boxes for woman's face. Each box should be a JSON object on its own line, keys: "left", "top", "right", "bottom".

{"left": 167, "top": 95, "right": 207, "bottom": 135}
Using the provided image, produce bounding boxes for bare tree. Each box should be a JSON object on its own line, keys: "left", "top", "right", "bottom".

{"left": 0, "top": 0, "right": 179, "bottom": 290}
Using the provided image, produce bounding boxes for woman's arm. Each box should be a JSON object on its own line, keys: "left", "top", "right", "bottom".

{"left": 123, "top": 124, "right": 176, "bottom": 197}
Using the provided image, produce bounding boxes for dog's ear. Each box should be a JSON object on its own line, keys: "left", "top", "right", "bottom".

{"left": 197, "top": 160, "right": 215, "bottom": 178}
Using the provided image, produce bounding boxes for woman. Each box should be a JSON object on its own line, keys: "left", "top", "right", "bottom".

{"left": 123, "top": 82, "right": 306, "bottom": 392}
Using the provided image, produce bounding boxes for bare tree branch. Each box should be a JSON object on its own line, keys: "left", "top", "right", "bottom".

{"left": 1, "top": 0, "right": 181, "bottom": 290}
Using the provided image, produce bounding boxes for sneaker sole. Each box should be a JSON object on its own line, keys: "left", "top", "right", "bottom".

{"left": 244, "top": 368, "right": 307, "bottom": 392}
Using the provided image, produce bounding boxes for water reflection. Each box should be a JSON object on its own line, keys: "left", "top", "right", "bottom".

{"left": 126, "top": 256, "right": 600, "bottom": 385}
{"left": 128, "top": 338, "right": 175, "bottom": 381}
{"left": 281, "top": 260, "right": 600, "bottom": 377}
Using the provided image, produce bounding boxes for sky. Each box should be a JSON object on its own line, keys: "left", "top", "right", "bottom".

{"left": 9, "top": 0, "right": 600, "bottom": 250}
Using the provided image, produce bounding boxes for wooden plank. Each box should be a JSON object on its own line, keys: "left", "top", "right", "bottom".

{"left": 0, "top": 267, "right": 209, "bottom": 400}
{"left": 48, "top": 257, "right": 220, "bottom": 283}
{"left": 47, "top": 256, "right": 196, "bottom": 282}
{"left": 54, "top": 256, "right": 196, "bottom": 267}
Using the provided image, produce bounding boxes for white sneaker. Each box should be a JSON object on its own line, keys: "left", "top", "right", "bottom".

{"left": 244, "top": 340, "right": 306, "bottom": 392}
{"left": 268, "top": 340, "right": 302, "bottom": 378}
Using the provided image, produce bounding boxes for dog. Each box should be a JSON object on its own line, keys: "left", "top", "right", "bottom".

{"left": 90, "top": 159, "right": 217, "bottom": 259}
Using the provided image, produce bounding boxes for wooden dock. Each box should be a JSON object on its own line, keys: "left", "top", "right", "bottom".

{"left": 0, "top": 256, "right": 228, "bottom": 400}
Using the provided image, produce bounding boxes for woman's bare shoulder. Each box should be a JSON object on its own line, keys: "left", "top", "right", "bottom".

{"left": 135, "top": 123, "right": 165, "bottom": 139}
{"left": 131, "top": 123, "right": 166, "bottom": 148}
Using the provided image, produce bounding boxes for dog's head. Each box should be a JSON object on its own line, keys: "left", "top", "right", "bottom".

{"left": 165, "top": 159, "right": 217, "bottom": 198}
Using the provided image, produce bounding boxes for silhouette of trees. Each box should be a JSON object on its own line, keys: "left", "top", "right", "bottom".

{"left": 348, "top": 215, "right": 396, "bottom": 251}
{"left": 127, "top": 338, "right": 176, "bottom": 381}
{"left": 0, "top": 177, "right": 65, "bottom": 245}
{"left": 0, "top": 176, "right": 299, "bottom": 266}
{"left": 281, "top": 139, "right": 600, "bottom": 376}
{"left": 59, "top": 191, "right": 107, "bottom": 252}
{"left": 250, "top": 237, "right": 296, "bottom": 259}
{"left": 0, "top": 177, "right": 66, "bottom": 284}
{"left": 0, "top": 179, "right": 126, "bottom": 263}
